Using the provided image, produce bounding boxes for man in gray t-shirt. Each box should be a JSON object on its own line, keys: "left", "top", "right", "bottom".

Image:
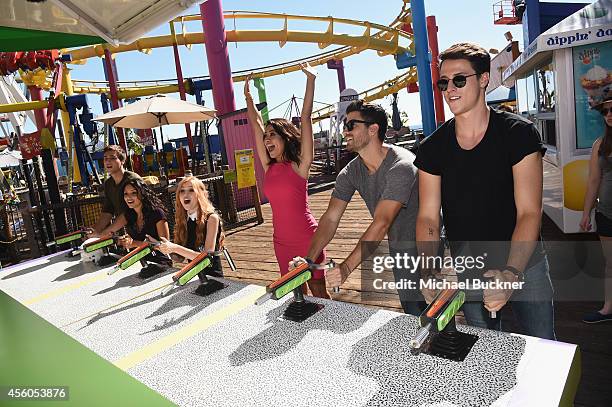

{"left": 298, "top": 100, "right": 425, "bottom": 315}
{"left": 332, "top": 143, "right": 418, "bottom": 243}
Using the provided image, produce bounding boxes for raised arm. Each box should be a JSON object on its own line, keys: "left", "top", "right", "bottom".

{"left": 296, "top": 63, "right": 317, "bottom": 178}
{"left": 244, "top": 74, "right": 270, "bottom": 172}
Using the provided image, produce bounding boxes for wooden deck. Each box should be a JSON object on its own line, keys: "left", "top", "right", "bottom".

{"left": 224, "top": 189, "right": 401, "bottom": 310}
{"left": 222, "top": 187, "right": 612, "bottom": 407}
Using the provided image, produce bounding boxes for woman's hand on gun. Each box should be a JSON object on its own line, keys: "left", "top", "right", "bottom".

{"left": 117, "top": 234, "right": 133, "bottom": 249}
{"left": 157, "top": 237, "right": 175, "bottom": 255}
{"left": 288, "top": 256, "right": 307, "bottom": 270}
{"left": 145, "top": 234, "right": 161, "bottom": 249}
{"left": 85, "top": 228, "right": 99, "bottom": 239}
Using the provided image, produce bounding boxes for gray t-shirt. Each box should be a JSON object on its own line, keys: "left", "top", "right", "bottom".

{"left": 332, "top": 144, "right": 418, "bottom": 244}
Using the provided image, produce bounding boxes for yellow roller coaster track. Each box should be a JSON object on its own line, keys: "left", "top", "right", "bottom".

{"left": 1, "top": 5, "right": 419, "bottom": 115}
{"left": 312, "top": 68, "right": 417, "bottom": 122}
{"left": 67, "top": 10, "right": 417, "bottom": 98}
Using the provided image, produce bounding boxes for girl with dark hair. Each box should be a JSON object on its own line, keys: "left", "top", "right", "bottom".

{"left": 581, "top": 95, "right": 612, "bottom": 323}
{"left": 244, "top": 63, "right": 329, "bottom": 299}
{"left": 114, "top": 179, "right": 172, "bottom": 278}
{"left": 157, "top": 176, "right": 224, "bottom": 283}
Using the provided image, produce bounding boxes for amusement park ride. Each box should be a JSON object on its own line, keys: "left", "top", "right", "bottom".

{"left": 0, "top": 3, "right": 589, "bottom": 406}
{"left": 0, "top": 0, "right": 445, "bottom": 245}
{"left": 0, "top": 0, "right": 442, "bottom": 194}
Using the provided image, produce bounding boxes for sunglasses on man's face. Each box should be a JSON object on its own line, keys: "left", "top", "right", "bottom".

{"left": 343, "top": 119, "right": 374, "bottom": 132}
{"left": 601, "top": 107, "right": 612, "bottom": 116}
{"left": 436, "top": 73, "right": 479, "bottom": 91}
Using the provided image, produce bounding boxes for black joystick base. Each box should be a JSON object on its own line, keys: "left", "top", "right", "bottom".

{"left": 96, "top": 254, "right": 117, "bottom": 267}
{"left": 280, "top": 288, "right": 324, "bottom": 323}
{"left": 423, "top": 318, "right": 479, "bottom": 362}
{"left": 194, "top": 276, "right": 227, "bottom": 296}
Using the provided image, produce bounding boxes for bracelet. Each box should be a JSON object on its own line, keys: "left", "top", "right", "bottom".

{"left": 504, "top": 265, "right": 520, "bottom": 274}
{"left": 503, "top": 265, "right": 524, "bottom": 282}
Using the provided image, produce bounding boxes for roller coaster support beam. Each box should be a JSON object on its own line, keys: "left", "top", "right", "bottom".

{"left": 102, "top": 48, "right": 127, "bottom": 152}
{"left": 200, "top": 0, "right": 235, "bottom": 116}
{"left": 411, "top": 0, "right": 436, "bottom": 137}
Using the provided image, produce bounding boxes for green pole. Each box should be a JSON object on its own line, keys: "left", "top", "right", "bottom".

{"left": 253, "top": 78, "right": 269, "bottom": 123}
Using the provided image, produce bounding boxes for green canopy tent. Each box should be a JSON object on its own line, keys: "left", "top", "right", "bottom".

{"left": 0, "top": 26, "right": 102, "bottom": 52}
{"left": 0, "top": 0, "right": 204, "bottom": 51}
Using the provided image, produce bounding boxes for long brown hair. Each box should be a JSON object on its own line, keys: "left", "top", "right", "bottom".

{"left": 598, "top": 102, "right": 612, "bottom": 157}
{"left": 266, "top": 118, "right": 301, "bottom": 165}
{"left": 174, "top": 176, "right": 221, "bottom": 249}
{"left": 124, "top": 178, "right": 166, "bottom": 227}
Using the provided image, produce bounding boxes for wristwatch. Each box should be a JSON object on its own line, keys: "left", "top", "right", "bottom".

{"left": 503, "top": 265, "right": 524, "bottom": 282}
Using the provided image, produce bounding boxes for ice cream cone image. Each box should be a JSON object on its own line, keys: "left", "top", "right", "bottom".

{"left": 581, "top": 65, "right": 612, "bottom": 108}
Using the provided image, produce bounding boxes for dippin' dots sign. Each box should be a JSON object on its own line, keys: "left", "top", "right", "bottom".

{"left": 547, "top": 28, "right": 612, "bottom": 48}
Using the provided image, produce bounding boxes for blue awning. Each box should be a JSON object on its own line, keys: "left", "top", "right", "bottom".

{"left": 486, "top": 85, "right": 516, "bottom": 105}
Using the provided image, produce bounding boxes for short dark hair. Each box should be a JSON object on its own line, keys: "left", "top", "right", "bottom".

{"left": 345, "top": 100, "right": 388, "bottom": 142}
{"left": 439, "top": 42, "right": 490, "bottom": 75}
{"left": 103, "top": 145, "right": 126, "bottom": 162}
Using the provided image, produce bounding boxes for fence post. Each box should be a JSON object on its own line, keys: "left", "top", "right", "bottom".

{"left": 250, "top": 185, "right": 264, "bottom": 224}
{"left": 19, "top": 202, "right": 40, "bottom": 259}
{"left": 0, "top": 199, "right": 11, "bottom": 241}
{"left": 225, "top": 182, "right": 238, "bottom": 224}
{"left": 0, "top": 199, "right": 18, "bottom": 263}
{"left": 213, "top": 173, "right": 236, "bottom": 225}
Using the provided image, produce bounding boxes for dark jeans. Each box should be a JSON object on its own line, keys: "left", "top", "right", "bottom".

{"left": 459, "top": 257, "right": 556, "bottom": 340}
{"left": 390, "top": 246, "right": 427, "bottom": 317}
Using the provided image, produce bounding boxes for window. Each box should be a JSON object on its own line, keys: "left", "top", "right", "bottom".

{"left": 537, "top": 61, "right": 556, "bottom": 113}
{"left": 233, "top": 118, "right": 248, "bottom": 126}
{"left": 516, "top": 73, "right": 537, "bottom": 115}
{"left": 541, "top": 119, "right": 556, "bottom": 147}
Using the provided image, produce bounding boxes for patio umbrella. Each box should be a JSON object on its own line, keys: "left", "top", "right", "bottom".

{"left": 0, "top": 149, "right": 22, "bottom": 167}
{"left": 92, "top": 94, "right": 216, "bottom": 145}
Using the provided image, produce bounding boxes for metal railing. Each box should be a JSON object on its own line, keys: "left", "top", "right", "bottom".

{"left": 7, "top": 171, "right": 263, "bottom": 264}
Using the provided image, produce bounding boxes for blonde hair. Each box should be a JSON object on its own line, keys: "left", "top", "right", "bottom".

{"left": 174, "top": 176, "right": 218, "bottom": 248}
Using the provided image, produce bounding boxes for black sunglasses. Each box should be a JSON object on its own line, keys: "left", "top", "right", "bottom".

{"left": 343, "top": 119, "right": 374, "bottom": 131}
{"left": 600, "top": 107, "right": 612, "bottom": 116}
{"left": 436, "top": 73, "right": 479, "bottom": 91}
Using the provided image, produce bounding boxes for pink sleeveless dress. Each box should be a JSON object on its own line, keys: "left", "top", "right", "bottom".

{"left": 264, "top": 161, "right": 326, "bottom": 279}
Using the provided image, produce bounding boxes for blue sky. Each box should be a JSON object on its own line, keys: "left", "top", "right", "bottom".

{"left": 64, "top": 0, "right": 591, "bottom": 140}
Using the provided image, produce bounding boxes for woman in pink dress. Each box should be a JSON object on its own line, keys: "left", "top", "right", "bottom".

{"left": 244, "top": 64, "right": 329, "bottom": 298}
